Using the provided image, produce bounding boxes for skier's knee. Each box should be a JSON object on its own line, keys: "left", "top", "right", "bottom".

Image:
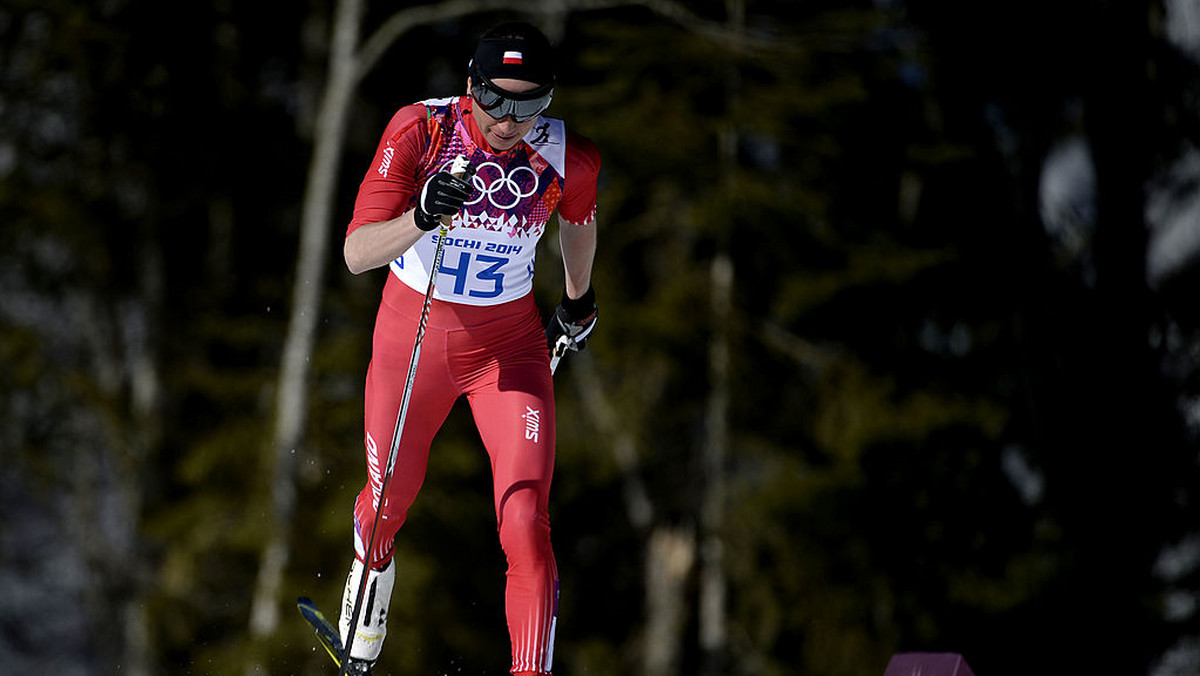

{"left": 497, "top": 490, "right": 550, "bottom": 559}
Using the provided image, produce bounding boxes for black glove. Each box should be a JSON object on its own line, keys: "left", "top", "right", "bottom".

{"left": 546, "top": 286, "right": 598, "bottom": 355}
{"left": 414, "top": 168, "right": 474, "bottom": 231}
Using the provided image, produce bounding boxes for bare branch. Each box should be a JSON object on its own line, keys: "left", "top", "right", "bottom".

{"left": 759, "top": 319, "right": 838, "bottom": 373}
{"left": 353, "top": 0, "right": 790, "bottom": 86}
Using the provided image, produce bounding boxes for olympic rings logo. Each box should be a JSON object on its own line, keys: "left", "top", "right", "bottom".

{"left": 442, "top": 160, "right": 538, "bottom": 210}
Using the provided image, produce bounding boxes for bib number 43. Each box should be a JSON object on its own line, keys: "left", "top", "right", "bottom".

{"left": 439, "top": 251, "right": 507, "bottom": 299}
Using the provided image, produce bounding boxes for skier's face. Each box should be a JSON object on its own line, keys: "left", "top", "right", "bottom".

{"left": 468, "top": 77, "right": 544, "bottom": 152}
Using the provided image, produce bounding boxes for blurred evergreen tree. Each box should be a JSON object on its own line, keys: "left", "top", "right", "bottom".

{"left": 547, "top": 1, "right": 1052, "bottom": 674}
{"left": 4, "top": 1, "right": 1200, "bottom": 676}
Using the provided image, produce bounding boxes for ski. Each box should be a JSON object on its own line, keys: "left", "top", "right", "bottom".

{"left": 297, "top": 596, "right": 344, "bottom": 669}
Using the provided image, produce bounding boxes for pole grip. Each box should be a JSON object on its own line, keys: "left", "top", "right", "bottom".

{"left": 440, "top": 155, "right": 472, "bottom": 228}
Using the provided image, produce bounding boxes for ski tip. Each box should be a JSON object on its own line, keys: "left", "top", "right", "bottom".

{"left": 296, "top": 595, "right": 346, "bottom": 668}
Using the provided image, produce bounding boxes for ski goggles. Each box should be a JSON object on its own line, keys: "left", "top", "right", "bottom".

{"left": 469, "top": 62, "right": 554, "bottom": 123}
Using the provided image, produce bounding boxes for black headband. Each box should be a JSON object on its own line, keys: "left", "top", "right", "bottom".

{"left": 471, "top": 25, "right": 556, "bottom": 86}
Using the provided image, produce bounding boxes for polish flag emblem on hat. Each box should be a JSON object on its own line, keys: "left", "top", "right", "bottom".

{"left": 503, "top": 50, "right": 523, "bottom": 64}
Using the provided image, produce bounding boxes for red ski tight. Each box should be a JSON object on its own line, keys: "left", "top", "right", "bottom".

{"left": 352, "top": 275, "right": 558, "bottom": 675}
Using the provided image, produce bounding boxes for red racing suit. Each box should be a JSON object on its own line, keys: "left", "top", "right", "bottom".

{"left": 345, "top": 95, "right": 600, "bottom": 675}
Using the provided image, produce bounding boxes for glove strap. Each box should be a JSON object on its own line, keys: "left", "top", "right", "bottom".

{"left": 414, "top": 207, "right": 440, "bottom": 231}
{"left": 560, "top": 285, "right": 596, "bottom": 321}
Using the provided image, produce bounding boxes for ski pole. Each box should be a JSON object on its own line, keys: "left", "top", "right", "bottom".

{"left": 339, "top": 155, "right": 472, "bottom": 675}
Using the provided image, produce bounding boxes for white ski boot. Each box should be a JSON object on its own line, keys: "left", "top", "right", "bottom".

{"left": 338, "top": 558, "right": 395, "bottom": 671}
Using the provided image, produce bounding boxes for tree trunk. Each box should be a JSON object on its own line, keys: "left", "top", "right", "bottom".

{"left": 698, "top": 2, "right": 742, "bottom": 672}
{"left": 643, "top": 525, "right": 696, "bottom": 676}
{"left": 74, "top": 224, "right": 163, "bottom": 676}
{"left": 572, "top": 353, "right": 694, "bottom": 676}
{"left": 246, "top": 0, "right": 366, "bottom": 663}
{"left": 119, "top": 227, "right": 165, "bottom": 676}
{"left": 699, "top": 251, "right": 733, "bottom": 675}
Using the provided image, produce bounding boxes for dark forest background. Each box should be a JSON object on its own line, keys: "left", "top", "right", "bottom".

{"left": 3, "top": 1, "right": 1200, "bottom": 675}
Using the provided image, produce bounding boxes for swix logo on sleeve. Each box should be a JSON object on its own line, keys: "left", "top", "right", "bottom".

{"left": 378, "top": 146, "right": 394, "bottom": 177}
{"left": 523, "top": 406, "right": 541, "bottom": 443}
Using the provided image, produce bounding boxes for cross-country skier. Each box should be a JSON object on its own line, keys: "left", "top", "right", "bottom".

{"left": 336, "top": 21, "right": 600, "bottom": 676}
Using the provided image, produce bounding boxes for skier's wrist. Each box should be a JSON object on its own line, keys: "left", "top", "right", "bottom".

{"left": 560, "top": 285, "right": 596, "bottom": 322}
{"left": 413, "top": 207, "right": 440, "bottom": 231}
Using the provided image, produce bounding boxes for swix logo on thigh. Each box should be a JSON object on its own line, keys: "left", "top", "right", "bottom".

{"left": 522, "top": 406, "right": 541, "bottom": 443}
{"left": 366, "top": 432, "right": 383, "bottom": 509}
